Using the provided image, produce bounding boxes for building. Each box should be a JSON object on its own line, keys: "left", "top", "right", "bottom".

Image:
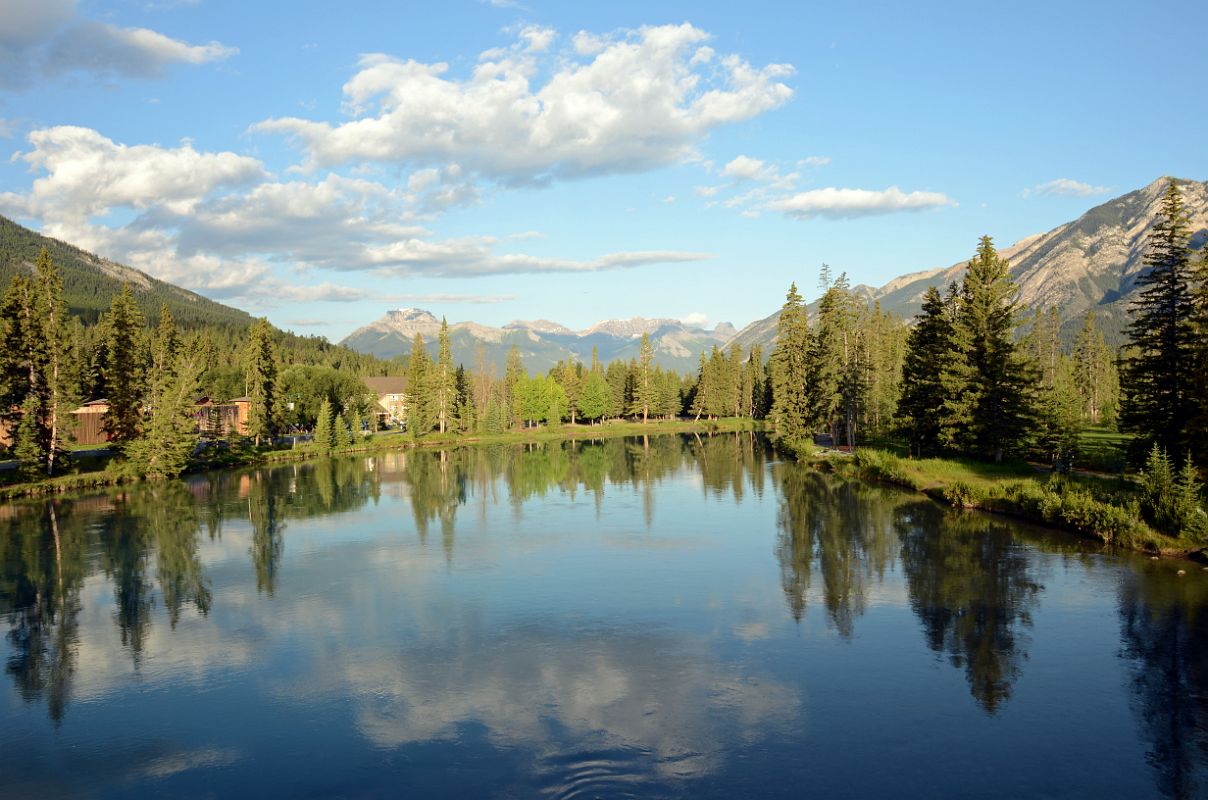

{"left": 362, "top": 377, "right": 408, "bottom": 426}
{"left": 72, "top": 399, "right": 111, "bottom": 445}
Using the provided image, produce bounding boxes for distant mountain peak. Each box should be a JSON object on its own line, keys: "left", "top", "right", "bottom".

{"left": 505, "top": 319, "right": 574, "bottom": 335}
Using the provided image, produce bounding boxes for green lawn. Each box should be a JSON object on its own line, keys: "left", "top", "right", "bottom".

{"left": 1076, "top": 426, "right": 1133, "bottom": 473}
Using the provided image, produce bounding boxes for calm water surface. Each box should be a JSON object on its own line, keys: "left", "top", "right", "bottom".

{"left": 1, "top": 433, "right": 1206, "bottom": 799}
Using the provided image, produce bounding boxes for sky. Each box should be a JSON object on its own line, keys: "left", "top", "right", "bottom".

{"left": 1, "top": 0, "right": 1205, "bottom": 342}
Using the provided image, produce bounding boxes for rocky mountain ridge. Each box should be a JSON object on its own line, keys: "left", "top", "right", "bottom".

{"left": 340, "top": 309, "right": 738, "bottom": 372}
{"left": 724, "top": 176, "right": 1208, "bottom": 353}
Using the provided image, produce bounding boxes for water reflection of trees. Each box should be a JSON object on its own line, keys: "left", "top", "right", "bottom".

{"left": 0, "top": 434, "right": 771, "bottom": 721}
{"left": 772, "top": 464, "right": 1047, "bottom": 714}
{"left": 895, "top": 501, "right": 1042, "bottom": 714}
{"left": 773, "top": 468, "right": 897, "bottom": 636}
{"left": 1118, "top": 564, "right": 1208, "bottom": 799}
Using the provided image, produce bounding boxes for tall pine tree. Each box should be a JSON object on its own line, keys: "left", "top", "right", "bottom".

{"left": 770, "top": 283, "right": 810, "bottom": 440}
{"left": 1121, "top": 180, "right": 1197, "bottom": 461}
{"left": 899, "top": 286, "right": 953, "bottom": 456}
{"left": 942, "top": 237, "right": 1034, "bottom": 462}
{"left": 243, "top": 318, "right": 280, "bottom": 446}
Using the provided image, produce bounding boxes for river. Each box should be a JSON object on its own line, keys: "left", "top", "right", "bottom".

{"left": 1, "top": 433, "right": 1205, "bottom": 798}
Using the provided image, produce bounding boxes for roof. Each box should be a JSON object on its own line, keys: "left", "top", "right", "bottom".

{"left": 362, "top": 376, "right": 408, "bottom": 395}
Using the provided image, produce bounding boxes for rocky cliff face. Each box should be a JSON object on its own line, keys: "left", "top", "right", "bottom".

{"left": 727, "top": 176, "right": 1208, "bottom": 351}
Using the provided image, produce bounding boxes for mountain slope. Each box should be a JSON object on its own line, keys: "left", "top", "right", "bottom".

{"left": 341, "top": 309, "right": 736, "bottom": 372}
{"left": 727, "top": 176, "right": 1208, "bottom": 352}
{"left": 0, "top": 214, "right": 253, "bottom": 329}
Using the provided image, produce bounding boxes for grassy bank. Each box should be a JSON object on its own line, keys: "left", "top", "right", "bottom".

{"left": 817, "top": 445, "right": 1193, "bottom": 555}
{"left": 0, "top": 417, "right": 765, "bottom": 501}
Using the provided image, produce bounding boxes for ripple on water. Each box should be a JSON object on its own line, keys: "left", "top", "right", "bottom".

{"left": 535, "top": 746, "right": 691, "bottom": 800}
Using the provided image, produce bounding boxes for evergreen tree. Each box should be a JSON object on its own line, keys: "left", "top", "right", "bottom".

{"left": 746, "top": 344, "right": 766, "bottom": 418}
{"left": 12, "top": 394, "right": 43, "bottom": 481}
{"left": 123, "top": 355, "right": 202, "bottom": 478}
{"left": 558, "top": 359, "right": 582, "bottom": 424}
{"left": 243, "top": 318, "right": 280, "bottom": 446}
{"left": 1121, "top": 180, "right": 1197, "bottom": 461}
{"left": 312, "top": 398, "right": 334, "bottom": 453}
{"left": 101, "top": 285, "right": 147, "bottom": 446}
{"left": 406, "top": 333, "right": 434, "bottom": 436}
{"left": 943, "top": 237, "right": 1035, "bottom": 462}
{"left": 631, "top": 332, "right": 655, "bottom": 423}
{"left": 1072, "top": 311, "right": 1119, "bottom": 426}
{"left": 579, "top": 371, "right": 610, "bottom": 424}
{"left": 435, "top": 318, "right": 454, "bottom": 433}
{"left": 333, "top": 412, "right": 355, "bottom": 449}
{"left": 34, "top": 248, "right": 74, "bottom": 476}
{"left": 503, "top": 345, "right": 523, "bottom": 430}
{"left": 153, "top": 302, "right": 179, "bottom": 381}
{"left": 807, "top": 275, "right": 852, "bottom": 443}
{"left": 770, "top": 283, "right": 810, "bottom": 440}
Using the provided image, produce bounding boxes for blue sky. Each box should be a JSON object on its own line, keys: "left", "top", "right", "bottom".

{"left": 1, "top": 0, "right": 1205, "bottom": 341}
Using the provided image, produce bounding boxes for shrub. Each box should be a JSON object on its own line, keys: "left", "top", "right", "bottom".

{"left": 1139, "top": 445, "right": 1207, "bottom": 541}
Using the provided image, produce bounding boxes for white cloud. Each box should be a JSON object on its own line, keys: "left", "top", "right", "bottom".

{"left": 680, "top": 312, "right": 709, "bottom": 327}
{"left": 797, "top": 155, "right": 830, "bottom": 167}
{"left": 715, "top": 154, "right": 799, "bottom": 210}
{"left": 766, "top": 186, "right": 954, "bottom": 219}
{"left": 662, "top": 195, "right": 676, "bottom": 204}
{"left": 3, "top": 126, "right": 265, "bottom": 222}
{"left": 1029, "top": 178, "right": 1111, "bottom": 198}
{"left": 0, "top": 0, "right": 236, "bottom": 88}
{"left": 722, "top": 155, "right": 773, "bottom": 182}
{"left": 253, "top": 23, "right": 793, "bottom": 183}
{"left": 694, "top": 185, "right": 719, "bottom": 198}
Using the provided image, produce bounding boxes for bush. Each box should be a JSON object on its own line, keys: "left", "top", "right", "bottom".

{"left": 942, "top": 480, "right": 983, "bottom": 508}
{"left": 1139, "top": 445, "right": 1207, "bottom": 541}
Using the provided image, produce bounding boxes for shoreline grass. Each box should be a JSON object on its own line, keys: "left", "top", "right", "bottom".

{"left": 789, "top": 442, "right": 1200, "bottom": 558}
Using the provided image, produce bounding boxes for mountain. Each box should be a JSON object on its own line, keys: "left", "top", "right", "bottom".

{"left": 340, "top": 309, "right": 737, "bottom": 372}
{"left": 726, "top": 176, "right": 1208, "bottom": 352}
{"left": 0, "top": 214, "right": 391, "bottom": 372}
{"left": 0, "top": 214, "right": 253, "bottom": 330}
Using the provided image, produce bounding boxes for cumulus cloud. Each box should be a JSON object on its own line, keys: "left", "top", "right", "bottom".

{"left": 3, "top": 125, "right": 266, "bottom": 222}
{"left": 1027, "top": 178, "right": 1111, "bottom": 198}
{"left": 253, "top": 23, "right": 793, "bottom": 183}
{"left": 797, "top": 155, "right": 830, "bottom": 167}
{"left": 0, "top": 0, "right": 236, "bottom": 89}
{"left": 722, "top": 155, "right": 775, "bottom": 182}
{"left": 680, "top": 312, "right": 709, "bottom": 328}
{"left": 765, "top": 186, "right": 954, "bottom": 220}
{"left": 0, "top": 124, "right": 710, "bottom": 301}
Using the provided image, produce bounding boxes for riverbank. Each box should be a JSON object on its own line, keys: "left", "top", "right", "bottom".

{"left": 789, "top": 441, "right": 1202, "bottom": 558}
{"left": 0, "top": 417, "right": 767, "bottom": 501}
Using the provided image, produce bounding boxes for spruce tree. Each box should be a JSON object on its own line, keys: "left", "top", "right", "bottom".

{"left": 435, "top": 318, "right": 454, "bottom": 433}
{"left": 333, "top": 412, "right": 355, "bottom": 449}
{"left": 312, "top": 398, "right": 334, "bottom": 453}
{"left": 102, "top": 285, "right": 147, "bottom": 446}
{"left": 770, "top": 283, "right": 810, "bottom": 440}
{"left": 243, "top": 318, "right": 280, "bottom": 446}
{"left": 124, "top": 355, "right": 202, "bottom": 478}
{"left": 1121, "top": 180, "right": 1197, "bottom": 461}
{"left": 632, "top": 333, "right": 655, "bottom": 423}
{"left": 943, "top": 237, "right": 1034, "bottom": 462}
{"left": 406, "top": 333, "right": 433, "bottom": 436}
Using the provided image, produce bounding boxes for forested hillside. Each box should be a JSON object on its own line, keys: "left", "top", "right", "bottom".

{"left": 0, "top": 215, "right": 390, "bottom": 376}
